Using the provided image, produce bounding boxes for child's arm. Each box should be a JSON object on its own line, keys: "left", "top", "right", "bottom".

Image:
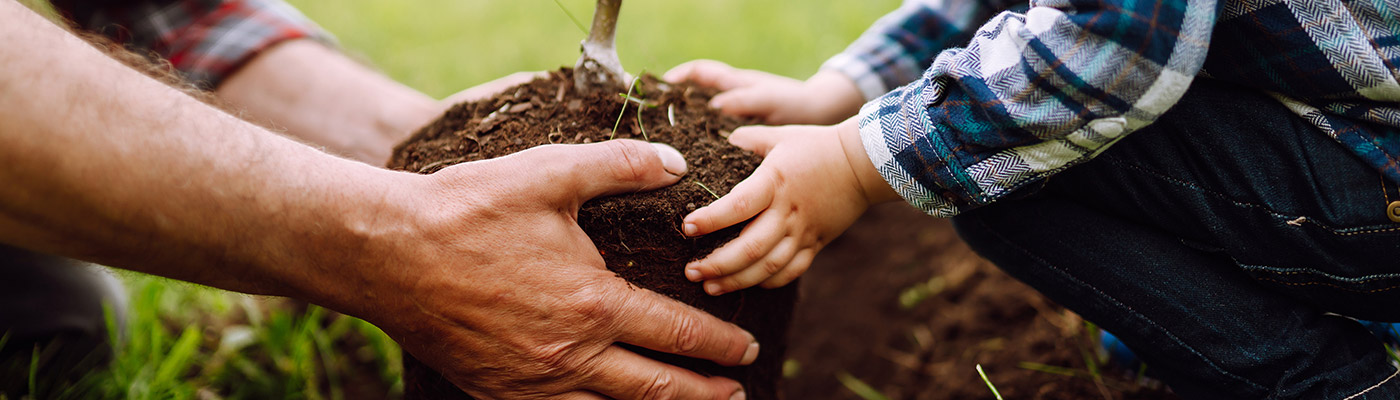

{"left": 664, "top": 0, "right": 1007, "bottom": 125}
{"left": 662, "top": 60, "right": 864, "bottom": 126}
{"left": 681, "top": 119, "right": 899, "bottom": 295}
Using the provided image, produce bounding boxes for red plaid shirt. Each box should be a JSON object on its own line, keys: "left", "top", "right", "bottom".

{"left": 52, "top": 0, "right": 333, "bottom": 89}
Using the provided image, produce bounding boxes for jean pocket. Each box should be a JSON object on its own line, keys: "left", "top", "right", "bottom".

{"left": 1239, "top": 262, "right": 1400, "bottom": 321}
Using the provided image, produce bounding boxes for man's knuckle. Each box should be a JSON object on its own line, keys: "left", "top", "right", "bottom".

{"left": 641, "top": 371, "right": 680, "bottom": 400}
{"left": 605, "top": 141, "right": 652, "bottom": 183}
{"left": 670, "top": 314, "right": 704, "bottom": 354}
{"left": 567, "top": 283, "right": 619, "bottom": 323}
{"left": 525, "top": 342, "right": 578, "bottom": 375}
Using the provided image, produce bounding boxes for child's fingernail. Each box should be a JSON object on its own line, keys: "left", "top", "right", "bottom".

{"left": 709, "top": 98, "right": 723, "bottom": 109}
{"left": 685, "top": 267, "right": 702, "bottom": 282}
{"left": 730, "top": 389, "right": 747, "bottom": 400}
{"left": 650, "top": 143, "right": 688, "bottom": 176}
{"left": 704, "top": 281, "right": 723, "bottom": 295}
{"left": 683, "top": 223, "right": 698, "bottom": 236}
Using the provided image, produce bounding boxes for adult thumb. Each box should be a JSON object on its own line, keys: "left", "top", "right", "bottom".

{"left": 520, "top": 139, "right": 688, "bottom": 203}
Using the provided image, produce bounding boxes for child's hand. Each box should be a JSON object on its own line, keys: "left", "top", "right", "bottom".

{"left": 664, "top": 60, "right": 864, "bottom": 126}
{"left": 681, "top": 119, "right": 899, "bottom": 295}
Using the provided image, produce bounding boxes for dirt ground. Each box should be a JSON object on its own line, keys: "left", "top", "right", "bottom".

{"left": 781, "top": 202, "right": 1180, "bottom": 400}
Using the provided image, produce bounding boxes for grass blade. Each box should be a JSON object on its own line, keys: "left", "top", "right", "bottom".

{"left": 611, "top": 74, "right": 643, "bottom": 139}
{"left": 154, "top": 326, "right": 202, "bottom": 384}
{"left": 551, "top": 0, "right": 588, "bottom": 34}
{"left": 29, "top": 346, "right": 39, "bottom": 397}
{"left": 836, "top": 371, "right": 890, "bottom": 400}
{"left": 692, "top": 181, "right": 720, "bottom": 199}
{"left": 1018, "top": 361, "right": 1077, "bottom": 377}
{"left": 636, "top": 105, "right": 648, "bottom": 140}
{"left": 977, "top": 364, "right": 1004, "bottom": 400}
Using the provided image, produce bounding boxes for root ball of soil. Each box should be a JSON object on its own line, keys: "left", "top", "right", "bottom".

{"left": 387, "top": 69, "right": 797, "bottom": 399}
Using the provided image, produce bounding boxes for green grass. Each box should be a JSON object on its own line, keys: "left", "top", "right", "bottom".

{"left": 3, "top": 1, "right": 899, "bottom": 398}
{"left": 5, "top": 273, "right": 402, "bottom": 399}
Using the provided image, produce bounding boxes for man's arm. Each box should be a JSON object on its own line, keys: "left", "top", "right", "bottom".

{"left": 214, "top": 39, "right": 442, "bottom": 165}
{"left": 0, "top": 2, "right": 755, "bottom": 398}
{"left": 50, "top": 0, "right": 516, "bottom": 165}
{"left": 215, "top": 39, "right": 541, "bottom": 165}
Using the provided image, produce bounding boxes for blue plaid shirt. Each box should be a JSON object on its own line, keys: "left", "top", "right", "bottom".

{"left": 825, "top": 0, "right": 1400, "bottom": 217}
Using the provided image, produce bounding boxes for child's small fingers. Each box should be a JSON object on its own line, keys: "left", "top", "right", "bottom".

{"left": 726, "top": 126, "right": 785, "bottom": 156}
{"left": 710, "top": 87, "right": 779, "bottom": 119}
{"left": 758, "top": 248, "right": 818, "bottom": 289}
{"left": 700, "top": 237, "right": 800, "bottom": 295}
{"left": 663, "top": 60, "right": 749, "bottom": 90}
{"left": 686, "top": 214, "right": 788, "bottom": 281}
{"left": 683, "top": 169, "right": 775, "bottom": 236}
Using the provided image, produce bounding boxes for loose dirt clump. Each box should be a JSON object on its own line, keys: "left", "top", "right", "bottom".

{"left": 387, "top": 68, "right": 797, "bottom": 399}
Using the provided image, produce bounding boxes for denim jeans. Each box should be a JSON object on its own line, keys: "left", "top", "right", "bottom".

{"left": 952, "top": 79, "right": 1400, "bottom": 399}
{"left": 0, "top": 245, "right": 126, "bottom": 395}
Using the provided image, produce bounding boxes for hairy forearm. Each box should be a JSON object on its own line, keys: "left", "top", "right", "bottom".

{"left": 216, "top": 39, "right": 441, "bottom": 165}
{"left": 0, "top": 1, "right": 404, "bottom": 301}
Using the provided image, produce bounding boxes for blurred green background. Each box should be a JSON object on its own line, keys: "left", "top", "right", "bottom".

{"left": 6, "top": 0, "right": 899, "bottom": 399}
{"left": 290, "top": 0, "right": 898, "bottom": 98}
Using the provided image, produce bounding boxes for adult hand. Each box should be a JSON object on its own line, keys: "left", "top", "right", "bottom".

{"left": 339, "top": 140, "right": 758, "bottom": 400}
{"left": 663, "top": 60, "right": 864, "bottom": 126}
{"left": 439, "top": 71, "right": 547, "bottom": 107}
{"left": 0, "top": 4, "right": 753, "bottom": 398}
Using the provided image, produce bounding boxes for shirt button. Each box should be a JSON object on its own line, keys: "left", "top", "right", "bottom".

{"left": 1390, "top": 201, "right": 1400, "bottom": 223}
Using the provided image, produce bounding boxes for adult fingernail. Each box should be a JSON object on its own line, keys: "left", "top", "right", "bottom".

{"left": 730, "top": 389, "right": 747, "bottom": 400}
{"left": 709, "top": 98, "right": 724, "bottom": 109}
{"left": 683, "top": 223, "right": 698, "bottom": 236}
{"left": 685, "top": 267, "right": 702, "bottom": 282}
{"left": 740, "top": 341, "right": 760, "bottom": 365}
{"left": 650, "top": 143, "right": 687, "bottom": 176}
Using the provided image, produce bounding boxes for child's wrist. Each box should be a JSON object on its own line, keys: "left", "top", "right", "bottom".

{"left": 834, "top": 118, "right": 900, "bottom": 205}
{"left": 805, "top": 71, "right": 865, "bottom": 124}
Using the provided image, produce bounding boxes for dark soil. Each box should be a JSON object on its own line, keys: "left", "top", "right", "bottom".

{"left": 781, "top": 203, "right": 1179, "bottom": 400}
{"left": 387, "top": 69, "right": 797, "bottom": 399}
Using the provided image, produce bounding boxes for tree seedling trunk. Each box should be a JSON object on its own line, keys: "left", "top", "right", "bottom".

{"left": 574, "top": 0, "right": 628, "bottom": 92}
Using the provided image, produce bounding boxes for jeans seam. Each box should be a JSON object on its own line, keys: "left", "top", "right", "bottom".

{"left": 1104, "top": 158, "right": 1400, "bottom": 236}
{"left": 1342, "top": 366, "right": 1400, "bottom": 400}
{"left": 1238, "top": 263, "right": 1400, "bottom": 284}
{"left": 969, "top": 214, "right": 1270, "bottom": 393}
{"left": 1238, "top": 261, "right": 1400, "bottom": 294}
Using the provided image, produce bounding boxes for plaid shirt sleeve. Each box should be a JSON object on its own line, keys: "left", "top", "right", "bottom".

{"left": 54, "top": 0, "right": 334, "bottom": 90}
{"left": 820, "top": 0, "right": 1017, "bottom": 101}
{"left": 858, "top": 0, "right": 1218, "bottom": 217}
